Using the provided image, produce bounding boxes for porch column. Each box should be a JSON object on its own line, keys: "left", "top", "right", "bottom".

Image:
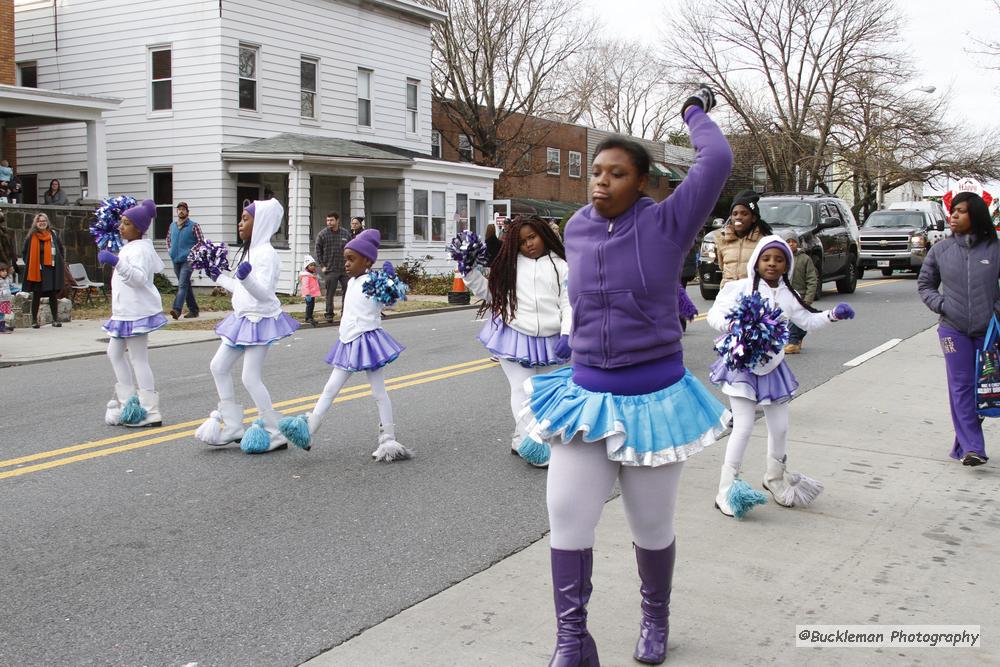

{"left": 350, "top": 176, "right": 365, "bottom": 219}
{"left": 288, "top": 164, "right": 311, "bottom": 293}
{"left": 85, "top": 118, "right": 109, "bottom": 198}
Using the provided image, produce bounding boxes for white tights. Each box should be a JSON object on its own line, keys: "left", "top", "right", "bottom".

{"left": 547, "top": 438, "right": 685, "bottom": 551}
{"left": 724, "top": 396, "right": 789, "bottom": 467}
{"left": 498, "top": 359, "right": 546, "bottom": 443}
{"left": 107, "top": 335, "right": 154, "bottom": 391}
{"left": 312, "top": 367, "right": 395, "bottom": 437}
{"left": 209, "top": 343, "right": 274, "bottom": 413}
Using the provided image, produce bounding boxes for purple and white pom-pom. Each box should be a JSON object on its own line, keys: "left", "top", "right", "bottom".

{"left": 363, "top": 262, "right": 409, "bottom": 307}
{"left": 446, "top": 230, "right": 489, "bottom": 275}
{"left": 713, "top": 291, "right": 789, "bottom": 371}
{"left": 89, "top": 195, "right": 137, "bottom": 252}
{"left": 187, "top": 240, "right": 231, "bottom": 276}
{"left": 678, "top": 286, "right": 698, "bottom": 322}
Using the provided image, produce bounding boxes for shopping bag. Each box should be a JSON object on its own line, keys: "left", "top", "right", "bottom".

{"left": 975, "top": 314, "right": 1000, "bottom": 417}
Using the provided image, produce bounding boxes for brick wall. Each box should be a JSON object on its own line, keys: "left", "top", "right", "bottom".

{"left": 0, "top": 0, "right": 14, "bottom": 86}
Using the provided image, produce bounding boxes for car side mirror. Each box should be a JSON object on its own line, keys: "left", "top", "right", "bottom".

{"left": 817, "top": 217, "right": 840, "bottom": 230}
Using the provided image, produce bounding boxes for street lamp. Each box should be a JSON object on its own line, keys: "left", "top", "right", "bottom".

{"left": 876, "top": 85, "right": 936, "bottom": 208}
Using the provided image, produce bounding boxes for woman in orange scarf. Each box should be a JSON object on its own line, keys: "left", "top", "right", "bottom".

{"left": 21, "top": 212, "right": 65, "bottom": 328}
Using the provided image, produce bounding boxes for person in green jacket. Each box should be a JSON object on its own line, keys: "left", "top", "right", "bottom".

{"left": 785, "top": 237, "right": 818, "bottom": 353}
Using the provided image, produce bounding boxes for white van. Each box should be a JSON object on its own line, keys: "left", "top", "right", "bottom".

{"left": 886, "top": 200, "right": 948, "bottom": 244}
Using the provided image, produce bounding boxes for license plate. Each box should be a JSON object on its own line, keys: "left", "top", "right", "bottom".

{"left": 877, "top": 260, "right": 890, "bottom": 267}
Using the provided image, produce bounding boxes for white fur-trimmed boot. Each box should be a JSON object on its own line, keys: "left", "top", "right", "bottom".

{"left": 195, "top": 400, "right": 245, "bottom": 446}
{"left": 715, "top": 462, "right": 767, "bottom": 519}
{"left": 105, "top": 383, "right": 135, "bottom": 425}
{"left": 122, "top": 389, "right": 163, "bottom": 428}
{"left": 372, "top": 423, "right": 413, "bottom": 462}
{"left": 763, "top": 455, "right": 823, "bottom": 507}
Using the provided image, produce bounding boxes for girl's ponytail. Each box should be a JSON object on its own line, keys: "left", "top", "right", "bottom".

{"left": 781, "top": 274, "right": 820, "bottom": 313}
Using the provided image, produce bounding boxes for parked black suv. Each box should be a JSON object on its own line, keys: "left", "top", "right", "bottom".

{"left": 698, "top": 193, "right": 861, "bottom": 300}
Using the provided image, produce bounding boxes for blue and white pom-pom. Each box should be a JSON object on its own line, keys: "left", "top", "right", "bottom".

{"left": 446, "top": 230, "right": 489, "bottom": 275}
{"left": 187, "top": 239, "right": 231, "bottom": 276}
{"left": 239, "top": 418, "right": 272, "bottom": 454}
{"left": 728, "top": 479, "right": 768, "bottom": 518}
{"left": 678, "top": 286, "right": 699, "bottom": 322}
{"left": 278, "top": 414, "right": 312, "bottom": 451}
{"left": 517, "top": 437, "right": 550, "bottom": 466}
{"left": 119, "top": 394, "right": 147, "bottom": 425}
{"left": 714, "top": 292, "right": 789, "bottom": 371}
{"left": 362, "top": 261, "right": 409, "bottom": 307}
{"left": 90, "top": 195, "right": 137, "bottom": 252}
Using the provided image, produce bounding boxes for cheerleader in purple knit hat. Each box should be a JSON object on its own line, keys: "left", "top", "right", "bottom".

{"left": 97, "top": 199, "right": 169, "bottom": 428}
{"left": 194, "top": 199, "right": 300, "bottom": 454}
{"left": 279, "top": 228, "right": 412, "bottom": 462}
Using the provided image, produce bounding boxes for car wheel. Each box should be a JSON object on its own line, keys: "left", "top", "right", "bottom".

{"left": 881, "top": 268, "right": 893, "bottom": 277}
{"left": 836, "top": 256, "right": 858, "bottom": 294}
{"left": 857, "top": 264, "right": 865, "bottom": 279}
{"left": 699, "top": 282, "right": 718, "bottom": 300}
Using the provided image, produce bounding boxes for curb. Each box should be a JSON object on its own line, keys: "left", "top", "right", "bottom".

{"left": 0, "top": 303, "right": 480, "bottom": 368}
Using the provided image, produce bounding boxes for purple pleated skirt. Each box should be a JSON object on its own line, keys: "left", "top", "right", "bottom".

{"left": 102, "top": 312, "right": 169, "bottom": 338}
{"left": 215, "top": 312, "right": 300, "bottom": 347}
{"left": 709, "top": 357, "right": 799, "bottom": 405}
{"left": 326, "top": 328, "right": 405, "bottom": 372}
{"left": 478, "top": 318, "right": 567, "bottom": 367}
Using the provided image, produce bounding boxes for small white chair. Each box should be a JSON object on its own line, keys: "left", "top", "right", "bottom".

{"left": 68, "top": 263, "right": 106, "bottom": 305}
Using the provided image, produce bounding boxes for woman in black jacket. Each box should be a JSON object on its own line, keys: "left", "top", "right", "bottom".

{"left": 21, "top": 212, "right": 66, "bottom": 328}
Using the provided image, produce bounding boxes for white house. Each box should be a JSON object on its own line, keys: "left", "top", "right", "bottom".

{"left": 13, "top": 0, "right": 501, "bottom": 290}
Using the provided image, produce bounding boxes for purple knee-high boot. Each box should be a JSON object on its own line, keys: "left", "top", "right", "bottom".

{"left": 633, "top": 541, "right": 676, "bottom": 665}
{"left": 549, "top": 548, "right": 600, "bottom": 667}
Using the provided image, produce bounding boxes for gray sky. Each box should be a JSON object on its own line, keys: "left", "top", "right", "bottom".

{"left": 578, "top": 0, "right": 1000, "bottom": 133}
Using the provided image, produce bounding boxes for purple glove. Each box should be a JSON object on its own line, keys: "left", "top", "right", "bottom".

{"left": 832, "top": 303, "right": 855, "bottom": 320}
{"left": 235, "top": 261, "right": 252, "bottom": 280}
{"left": 205, "top": 265, "right": 221, "bottom": 281}
{"left": 383, "top": 260, "right": 396, "bottom": 277}
{"left": 554, "top": 334, "right": 571, "bottom": 359}
{"left": 681, "top": 83, "right": 718, "bottom": 118}
{"left": 97, "top": 250, "right": 119, "bottom": 267}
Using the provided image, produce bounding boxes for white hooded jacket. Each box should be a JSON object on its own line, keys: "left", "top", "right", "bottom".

{"left": 216, "top": 199, "right": 284, "bottom": 320}
{"left": 111, "top": 237, "right": 165, "bottom": 321}
{"left": 707, "top": 235, "right": 834, "bottom": 374}
{"left": 464, "top": 252, "right": 572, "bottom": 337}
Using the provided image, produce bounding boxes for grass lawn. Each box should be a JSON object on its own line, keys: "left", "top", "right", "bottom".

{"left": 72, "top": 292, "right": 303, "bottom": 321}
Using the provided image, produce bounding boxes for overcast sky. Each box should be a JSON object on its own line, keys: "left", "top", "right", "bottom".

{"left": 577, "top": 0, "right": 1000, "bottom": 134}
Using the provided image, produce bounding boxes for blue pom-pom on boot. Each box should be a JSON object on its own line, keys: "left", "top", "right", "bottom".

{"left": 715, "top": 462, "right": 767, "bottom": 518}
{"left": 119, "top": 395, "right": 147, "bottom": 426}
{"left": 517, "top": 437, "right": 550, "bottom": 467}
{"left": 278, "top": 414, "right": 312, "bottom": 450}
{"left": 240, "top": 418, "right": 272, "bottom": 454}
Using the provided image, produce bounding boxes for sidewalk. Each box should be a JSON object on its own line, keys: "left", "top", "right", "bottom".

{"left": 306, "top": 326, "right": 998, "bottom": 666}
{"left": 0, "top": 295, "right": 465, "bottom": 367}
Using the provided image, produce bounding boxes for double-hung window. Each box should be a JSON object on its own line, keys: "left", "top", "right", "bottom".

{"left": 358, "top": 68, "right": 373, "bottom": 127}
{"left": 406, "top": 79, "right": 419, "bottom": 133}
{"left": 301, "top": 57, "right": 318, "bottom": 119}
{"left": 458, "top": 134, "right": 473, "bottom": 162}
{"left": 546, "top": 148, "right": 561, "bottom": 175}
{"left": 150, "top": 47, "right": 172, "bottom": 111}
{"left": 239, "top": 44, "right": 259, "bottom": 111}
{"left": 568, "top": 151, "right": 582, "bottom": 178}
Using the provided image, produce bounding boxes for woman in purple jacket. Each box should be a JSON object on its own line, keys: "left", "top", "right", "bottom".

{"left": 918, "top": 192, "right": 1000, "bottom": 467}
{"left": 521, "top": 86, "right": 733, "bottom": 666}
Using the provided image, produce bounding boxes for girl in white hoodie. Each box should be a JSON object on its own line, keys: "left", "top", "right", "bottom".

{"left": 97, "top": 199, "right": 168, "bottom": 427}
{"left": 707, "top": 236, "right": 855, "bottom": 518}
{"left": 194, "top": 199, "right": 300, "bottom": 454}
{"left": 462, "top": 215, "right": 571, "bottom": 466}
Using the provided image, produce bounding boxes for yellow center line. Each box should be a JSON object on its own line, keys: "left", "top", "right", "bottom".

{"left": 0, "top": 357, "right": 496, "bottom": 473}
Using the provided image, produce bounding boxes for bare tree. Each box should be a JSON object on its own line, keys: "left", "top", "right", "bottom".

{"left": 428, "top": 0, "right": 593, "bottom": 180}
{"left": 967, "top": 0, "right": 1000, "bottom": 69}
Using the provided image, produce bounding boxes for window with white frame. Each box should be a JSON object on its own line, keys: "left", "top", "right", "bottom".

{"left": 405, "top": 79, "right": 419, "bottom": 133}
{"left": 431, "top": 130, "right": 441, "bottom": 159}
{"left": 301, "top": 57, "right": 318, "bottom": 119}
{"left": 79, "top": 171, "right": 89, "bottom": 199}
{"left": 431, "top": 191, "right": 446, "bottom": 241}
{"left": 17, "top": 62, "right": 37, "bottom": 88}
{"left": 150, "top": 47, "right": 172, "bottom": 111}
{"left": 151, "top": 168, "right": 173, "bottom": 239}
{"left": 568, "top": 151, "right": 582, "bottom": 179}
{"left": 238, "top": 44, "right": 258, "bottom": 111}
{"left": 752, "top": 165, "right": 767, "bottom": 193}
{"left": 546, "top": 147, "right": 561, "bottom": 175}
{"left": 456, "top": 193, "right": 469, "bottom": 234}
{"left": 357, "top": 68, "right": 373, "bottom": 127}
{"left": 365, "top": 186, "right": 398, "bottom": 241}
{"left": 413, "top": 189, "right": 429, "bottom": 240}
{"left": 458, "top": 134, "right": 473, "bottom": 162}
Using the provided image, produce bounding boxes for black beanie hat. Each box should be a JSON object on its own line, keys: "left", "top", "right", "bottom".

{"left": 731, "top": 189, "right": 761, "bottom": 215}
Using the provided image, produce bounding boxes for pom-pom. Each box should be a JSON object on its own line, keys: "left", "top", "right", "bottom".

{"left": 371, "top": 434, "right": 413, "bottom": 462}
{"left": 362, "top": 266, "right": 409, "bottom": 307}
{"left": 727, "top": 479, "right": 768, "bottom": 518}
{"left": 187, "top": 239, "right": 231, "bottom": 277}
{"left": 714, "top": 292, "right": 789, "bottom": 371}
{"left": 517, "top": 437, "right": 550, "bottom": 466}
{"left": 678, "top": 286, "right": 698, "bottom": 322}
{"left": 90, "top": 195, "right": 137, "bottom": 252}
{"left": 239, "top": 418, "right": 272, "bottom": 454}
{"left": 446, "top": 230, "right": 489, "bottom": 275}
{"left": 119, "top": 394, "right": 146, "bottom": 425}
{"left": 278, "top": 415, "right": 312, "bottom": 451}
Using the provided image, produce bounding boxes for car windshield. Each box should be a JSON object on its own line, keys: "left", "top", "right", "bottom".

{"left": 864, "top": 212, "right": 925, "bottom": 228}
{"left": 759, "top": 201, "right": 814, "bottom": 227}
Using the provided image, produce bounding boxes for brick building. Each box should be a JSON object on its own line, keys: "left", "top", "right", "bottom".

{"left": 2, "top": 0, "right": 16, "bottom": 165}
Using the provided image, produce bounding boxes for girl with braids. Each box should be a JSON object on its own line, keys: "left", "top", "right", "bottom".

{"left": 462, "top": 215, "right": 572, "bottom": 466}
{"left": 716, "top": 189, "right": 774, "bottom": 287}
{"left": 707, "top": 236, "right": 856, "bottom": 518}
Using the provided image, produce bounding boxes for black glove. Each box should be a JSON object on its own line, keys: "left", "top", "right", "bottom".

{"left": 681, "top": 84, "right": 717, "bottom": 118}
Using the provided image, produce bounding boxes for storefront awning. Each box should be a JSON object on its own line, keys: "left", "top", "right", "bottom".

{"left": 510, "top": 198, "right": 585, "bottom": 220}
{"left": 652, "top": 162, "right": 688, "bottom": 180}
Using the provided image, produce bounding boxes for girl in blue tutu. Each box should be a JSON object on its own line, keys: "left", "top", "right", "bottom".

{"left": 96, "top": 199, "right": 169, "bottom": 428}
{"left": 280, "top": 229, "right": 411, "bottom": 462}
{"left": 707, "top": 236, "right": 855, "bottom": 518}
{"left": 521, "top": 86, "right": 732, "bottom": 667}
{"left": 462, "top": 215, "right": 571, "bottom": 466}
{"left": 194, "top": 199, "right": 300, "bottom": 453}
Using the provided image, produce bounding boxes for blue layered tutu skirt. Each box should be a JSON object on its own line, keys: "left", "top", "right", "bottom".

{"left": 215, "top": 312, "right": 300, "bottom": 347}
{"left": 709, "top": 357, "right": 798, "bottom": 405}
{"left": 520, "top": 366, "right": 729, "bottom": 467}
{"left": 478, "top": 318, "right": 567, "bottom": 367}
{"left": 102, "top": 312, "right": 169, "bottom": 338}
{"left": 326, "top": 328, "right": 405, "bottom": 372}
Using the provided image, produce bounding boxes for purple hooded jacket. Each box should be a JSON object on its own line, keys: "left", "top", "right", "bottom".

{"left": 565, "top": 107, "right": 733, "bottom": 372}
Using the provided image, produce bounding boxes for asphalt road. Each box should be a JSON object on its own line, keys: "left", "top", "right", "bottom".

{"left": 0, "top": 275, "right": 937, "bottom": 667}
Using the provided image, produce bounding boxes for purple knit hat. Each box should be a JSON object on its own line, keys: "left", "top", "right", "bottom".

{"left": 758, "top": 239, "right": 792, "bottom": 264}
{"left": 244, "top": 201, "right": 256, "bottom": 218}
{"left": 345, "top": 228, "right": 381, "bottom": 262}
{"left": 122, "top": 199, "right": 157, "bottom": 235}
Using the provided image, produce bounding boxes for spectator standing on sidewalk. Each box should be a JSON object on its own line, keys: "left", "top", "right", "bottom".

{"left": 350, "top": 215, "right": 364, "bottom": 238}
{"left": 314, "top": 212, "right": 351, "bottom": 323}
{"left": 918, "top": 191, "right": 1000, "bottom": 467}
{"left": 784, "top": 237, "right": 818, "bottom": 354}
{"left": 166, "top": 202, "right": 203, "bottom": 319}
{"left": 43, "top": 179, "right": 69, "bottom": 205}
{"left": 21, "top": 212, "right": 65, "bottom": 328}
{"left": 715, "top": 190, "right": 773, "bottom": 287}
